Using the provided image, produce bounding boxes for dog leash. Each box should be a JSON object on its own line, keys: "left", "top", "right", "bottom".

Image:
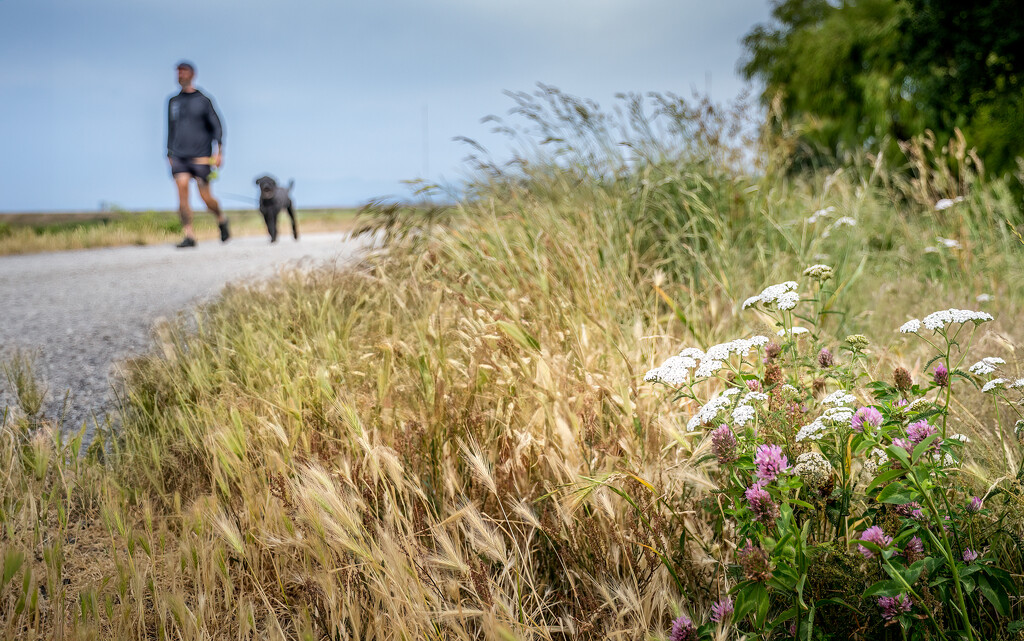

{"left": 219, "top": 192, "right": 259, "bottom": 206}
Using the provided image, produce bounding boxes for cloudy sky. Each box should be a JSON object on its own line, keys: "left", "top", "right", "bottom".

{"left": 0, "top": 0, "right": 771, "bottom": 212}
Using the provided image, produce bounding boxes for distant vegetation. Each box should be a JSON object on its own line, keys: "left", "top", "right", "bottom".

{"left": 0, "top": 208, "right": 357, "bottom": 255}
{"left": 2, "top": 85, "right": 1024, "bottom": 639}
{"left": 742, "top": 0, "right": 1024, "bottom": 177}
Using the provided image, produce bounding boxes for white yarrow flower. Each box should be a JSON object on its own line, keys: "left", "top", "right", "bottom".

{"left": 969, "top": 357, "right": 1005, "bottom": 376}
{"left": 743, "top": 391, "right": 769, "bottom": 404}
{"left": 695, "top": 359, "right": 725, "bottom": 378}
{"left": 796, "top": 418, "right": 828, "bottom": 442}
{"left": 899, "top": 319, "right": 922, "bottom": 334}
{"left": 982, "top": 378, "right": 1007, "bottom": 393}
{"left": 822, "top": 390, "right": 858, "bottom": 406}
{"left": 920, "top": 309, "right": 994, "bottom": 331}
{"left": 732, "top": 404, "right": 756, "bottom": 426}
{"left": 937, "top": 237, "right": 961, "bottom": 249}
{"left": 777, "top": 291, "right": 800, "bottom": 310}
{"left": 743, "top": 281, "right": 799, "bottom": 310}
{"left": 687, "top": 392, "right": 738, "bottom": 431}
{"left": 822, "top": 406, "right": 854, "bottom": 424}
{"left": 644, "top": 355, "right": 699, "bottom": 385}
{"left": 976, "top": 293, "right": 993, "bottom": 303}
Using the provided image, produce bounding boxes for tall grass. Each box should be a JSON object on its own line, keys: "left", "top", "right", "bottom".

{"left": 1, "top": 88, "right": 1022, "bottom": 639}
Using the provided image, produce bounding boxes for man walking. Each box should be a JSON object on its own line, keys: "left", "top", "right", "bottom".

{"left": 167, "top": 60, "right": 229, "bottom": 248}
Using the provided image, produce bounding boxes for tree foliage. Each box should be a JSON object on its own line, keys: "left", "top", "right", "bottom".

{"left": 742, "top": 0, "right": 1024, "bottom": 175}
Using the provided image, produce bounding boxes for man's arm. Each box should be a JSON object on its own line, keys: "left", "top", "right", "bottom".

{"left": 167, "top": 97, "right": 175, "bottom": 160}
{"left": 206, "top": 97, "right": 224, "bottom": 167}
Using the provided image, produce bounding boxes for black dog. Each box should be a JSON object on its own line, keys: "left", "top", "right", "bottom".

{"left": 254, "top": 175, "right": 298, "bottom": 242}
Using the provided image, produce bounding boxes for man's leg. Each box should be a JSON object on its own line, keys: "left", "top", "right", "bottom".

{"left": 175, "top": 172, "right": 196, "bottom": 241}
{"left": 198, "top": 179, "right": 230, "bottom": 241}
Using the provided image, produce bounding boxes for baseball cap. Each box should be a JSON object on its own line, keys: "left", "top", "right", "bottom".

{"left": 176, "top": 60, "right": 196, "bottom": 72}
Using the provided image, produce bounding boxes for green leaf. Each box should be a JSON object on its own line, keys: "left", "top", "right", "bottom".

{"left": 771, "top": 605, "right": 797, "bottom": 629}
{"left": 2, "top": 550, "right": 24, "bottom": 590}
{"left": 733, "top": 581, "right": 761, "bottom": 621}
{"left": 755, "top": 583, "right": 770, "bottom": 626}
{"left": 789, "top": 498, "right": 815, "bottom": 510}
{"left": 885, "top": 443, "right": 910, "bottom": 469}
{"left": 866, "top": 468, "right": 908, "bottom": 493}
{"left": 977, "top": 575, "right": 1009, "bottom": 616}
{"left": 876, "top": 482, "right": 917, "bottom": 504}
{"left": 912, "top": 433, "right": 939, "bottom": 463}
{"left": 863, "top": 579, "right": 901, "bottom": 598}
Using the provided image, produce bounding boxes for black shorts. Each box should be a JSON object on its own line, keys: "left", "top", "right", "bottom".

{"left": 169, "top": 157, "right": 212, "bottom": 182}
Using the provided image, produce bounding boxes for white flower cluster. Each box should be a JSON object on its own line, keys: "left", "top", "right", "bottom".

{"left": 822, "top": 406, "right": 854, "bottom": 423}
{"left": 863, "top": 447, "right": 889, "bottom": 476}
{"left": 948, "top": 433, "right": 970, "bottom": 444}
{"left": 794, "top": 452, "right": 832, "bottom": 487}
{"left": 795, "top": 397, "right": 856, "bottom": 442}
{"left": 822, "top": 390, "right": 858, "bottom": 406}
{"left": 705, "top": 336, "right": 771, "bottom": 360}
{"left": 980, "top": 378, "right": 1024, "bottom": 393}
{"left": 803, "top": 264, "right": 834, "bottom": 281}
{"left": 796, "top": 418, "right": 827, "bottom": 442}
{"left": 937, "top": 237, "right": 961, "bottom": 249}
{"left": 730, "top": 390, "right": 769, "bottom": 427}
{"left": 645, "top": 338, "right": 770, "bottom": 386}
{"left": 969, "top": 357, "right": 1005, "bottom": 376}
{"left": 644, "top": 354, "right": 700, "bottom": 385}
{"left": 899, "top": 319, "right": 922, "bottom": 334}
{"left": 777, "top": 327, "right": 810, "bottom": 337}
{"left": 743, "top": 391, "right": 769, "bottom": 404}
{"left": 695, "top": 359, "right": 725, "bottom": 378}
{"left": 982, "top": 378, "right": 1007, "bottom": 393}
{"left": 732, "top": 404, "right": 756, "bottom": 427}
{"left": 687, "top": 389, "right": 740, "bottom": 431}
{"left": 976, "top": 293, "right": 993, "bottom": 303}
{"left": 807, "top": 206, "right": 835, "bottom": 224}
{"left": 743, "top": 282, "right": 800, "bottom": 311}
{"left": 899, "top": 309, "right": 994, "bottom": 334}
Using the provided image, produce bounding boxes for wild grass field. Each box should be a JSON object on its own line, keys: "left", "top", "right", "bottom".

{"left": 2, "top": 90, "right": 1023, "bottom": 640}
{"left": 0, "top": 208, "right": 357, "bottom": 255}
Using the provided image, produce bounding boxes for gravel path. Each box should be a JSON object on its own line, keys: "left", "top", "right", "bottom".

{"left": 0, "top": 233, "right": 366, "bottom": 443}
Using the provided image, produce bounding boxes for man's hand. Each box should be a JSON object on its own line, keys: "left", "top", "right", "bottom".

{"left": 212, "top": 151, "right": 223, "bottom": 168}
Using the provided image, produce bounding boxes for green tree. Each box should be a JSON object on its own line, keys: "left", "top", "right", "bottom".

{"left": 741, "top": 0, "right": 1024, "bottom": 175}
